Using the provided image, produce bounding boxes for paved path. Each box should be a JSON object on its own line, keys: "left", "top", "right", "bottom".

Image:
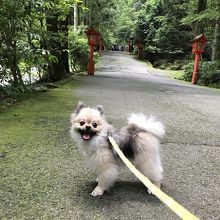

{"left": 73, "top": 51, "right": 220, "bottom": 220}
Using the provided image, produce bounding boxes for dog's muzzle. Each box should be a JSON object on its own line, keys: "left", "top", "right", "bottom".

{"left": 78, "top": 127, "right": 96, "bottom": 141}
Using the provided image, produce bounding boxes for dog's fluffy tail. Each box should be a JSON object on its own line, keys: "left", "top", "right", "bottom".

{"left": 128, "top": 113, "right": 165, "bottom": 138}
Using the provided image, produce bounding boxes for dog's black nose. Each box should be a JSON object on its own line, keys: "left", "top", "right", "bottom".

{"left": 86, "top": 126, "right": 91, "bottom": 131}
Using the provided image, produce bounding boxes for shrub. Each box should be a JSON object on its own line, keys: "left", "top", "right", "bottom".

{"left": 69, "top": 37, "right": 89, "bottom": 72}
{"left": 142, "top": 46, "right": 159, "bottom": 64}
{"left": 183, "top": 61, "right": 220, "bottom": 87}
{"left": 0, "top": 84, "right": 33, "bottom": 99}
{"left": 153, "top": 59, "right": 168, "bottom": 69}
{"left": 69, "top": 29, "right": 90, "bottom": 72}
{"left": 142, "top": 45, "right": 186, "bottom": 70}
{"left": 182, "top": 62, "right": 194, "bottom": 81}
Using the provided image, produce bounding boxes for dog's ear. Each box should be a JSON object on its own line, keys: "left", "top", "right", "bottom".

{"left": 95, "top": 105, "right": 104, "bottom": 116}
{"left": 75, "top": 101, "right": 86, "bottom": 114}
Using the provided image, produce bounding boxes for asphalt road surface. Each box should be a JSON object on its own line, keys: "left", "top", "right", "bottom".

{"left": 73, "top": 51, "right": 220, "bottom": 220}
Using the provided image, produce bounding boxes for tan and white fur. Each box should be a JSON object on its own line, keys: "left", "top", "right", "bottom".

{"left": 70, "top": 101, "right": 165, "bottom": 196}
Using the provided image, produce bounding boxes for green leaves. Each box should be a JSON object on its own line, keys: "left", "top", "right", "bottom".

{"left": 181, "top": 9, "right": 219, "bottom": 26}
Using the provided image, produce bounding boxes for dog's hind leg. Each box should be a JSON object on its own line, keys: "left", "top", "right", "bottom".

{"left": 133, "top": 134, "right": 163, "bottom": 194}
{"left": 135, "top": 157, "right": 163, "bottom": 194}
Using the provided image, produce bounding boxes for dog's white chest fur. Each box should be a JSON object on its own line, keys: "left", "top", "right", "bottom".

{"left": 78, "top": 135, "right": 114, "bottom": 173}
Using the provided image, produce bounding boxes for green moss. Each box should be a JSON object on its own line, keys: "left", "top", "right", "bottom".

{"left": 0, "top": 78, "right": 96, "bottom": 219}
{"left": 167, "top": 70, "right": 184, "bottom": 80}
{"left": 0, "top": 145, "right": 8, "bottom": 158}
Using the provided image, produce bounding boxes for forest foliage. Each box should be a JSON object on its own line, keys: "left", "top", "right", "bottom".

{"left": 115, "top": 0, "right": 220, "bottom": 86}
{"left": 0, "top": 0, "right": 220, "bottom": 97}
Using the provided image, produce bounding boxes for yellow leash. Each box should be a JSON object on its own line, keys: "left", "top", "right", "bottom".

{"left": 108, "top": 136, "right": 200, "bottom": 220}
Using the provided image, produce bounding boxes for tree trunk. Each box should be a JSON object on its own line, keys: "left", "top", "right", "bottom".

{"left": 74, "top": 3, "right": 78, "bottom": 30}
{"left": 195, "top": 0, "right": 207, "bottom": 35}
{"left": 10, "top": 40, "right": 24, "bottom": 86}
{"left": 212, "top": 1, "right": 220, "bottom": 68}
{"left": 39, "top": 18, "right": 53, "bottom": 79}
{"left": 45, "top": 11, "right": 68, "bottom": 82}
{"left": 68, "top": 6, "right": 74, "bottom": 25}
{"left": 83, "top": 0, "right": 88, "bottom": 25}
{"left": 60, "top": 17, "right": 70, "bottom": 73}
{"left": 212, "top": 22, "right": 220, "bottom": 67}
{"left": 88, "top": 0, "right": 92, "bottom": 27}
{"left": 10, "top": 56, "right": 18, "bottom": 85}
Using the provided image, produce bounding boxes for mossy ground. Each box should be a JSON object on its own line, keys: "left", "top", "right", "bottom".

{"left": 0, "top": 78, "right": 102, "bottom": 219}
{"left": 166, "top": 70, "right": 184, "bottom": 80}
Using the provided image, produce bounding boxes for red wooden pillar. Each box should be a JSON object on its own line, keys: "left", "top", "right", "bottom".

{"left": 192, "top": 52, "right": 200, "bottom": 84}
{"left": 191, "top": 34, "right": 207, "bottom": 84}
{"left": 85, "top": 28, "right": 99, "bottom": 75}
{"left": 88, "top": 45, "right": 95, "bottom": 75}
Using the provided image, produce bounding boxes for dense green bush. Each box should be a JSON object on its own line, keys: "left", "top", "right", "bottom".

{"left": 142, "top": 45, "right": 186, "bottom": 70}
{"left": 182, "top": 62, "right": 194, "bottom": 81}
{"left": 69, "top": 38, "right": 89, "bottom": 72}
{"left": 183, "top": 61, "right": 220, "bottom": 87}
{"left": 69, "top": 30, "right": 89, "bottom": 72}
{"left": 0, "top": 84, "right": 33, "bottom": 100}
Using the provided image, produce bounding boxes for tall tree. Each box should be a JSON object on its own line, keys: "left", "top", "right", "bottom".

{"left": 46, "top": 10, "right": 68, "bottom": 81}
{"left": 0, "top": 0, "right": 25, "bottom": 85}
{"left": 181, "top": 0, "right": 220, "bottom": 63}
{"left": 195, "top": 0, "right": 207, "bottom": 35}
{"left": 74, "top": 2, "right": 79, "bottom": 30}
{"left": 44, "top": 0, "right": 77, "bottom": 82}
{"left": 212, "top": 0, "right": 220, "bottom": 67}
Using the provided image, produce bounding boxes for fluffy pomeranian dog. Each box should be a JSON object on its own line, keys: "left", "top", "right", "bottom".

{"left": 70, "top": 101, "right": 165, "bottom": 196}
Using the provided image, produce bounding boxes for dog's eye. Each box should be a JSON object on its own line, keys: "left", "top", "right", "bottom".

{"left": 79, "top": 120, "right": 85, "bottom": 126}
{"left": 92, "top": 122, "right": 97, "bottom": 128}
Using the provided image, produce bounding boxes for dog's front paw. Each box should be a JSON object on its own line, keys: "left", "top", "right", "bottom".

{"left": 91, "top": 186, "right": 104, "bottom": 197}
